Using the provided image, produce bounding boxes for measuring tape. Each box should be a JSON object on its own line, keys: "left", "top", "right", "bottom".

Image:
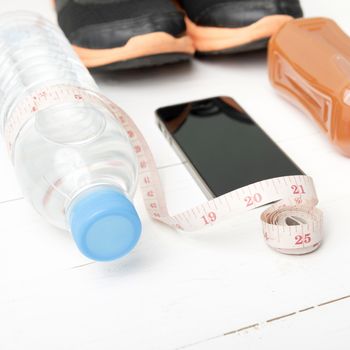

{"left": 5, "top": 85, "right": 323, "bottom": 255}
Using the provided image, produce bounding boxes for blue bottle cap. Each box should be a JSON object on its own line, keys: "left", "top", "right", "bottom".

{"left": 68, "top": 187, "right": 142, "bottom": 262}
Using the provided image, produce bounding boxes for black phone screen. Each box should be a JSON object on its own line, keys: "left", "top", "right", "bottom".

{"left": 156, "top": 97, "right": 303, "bottom": 197}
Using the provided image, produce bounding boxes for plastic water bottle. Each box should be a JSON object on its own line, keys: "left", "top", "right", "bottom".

{"left": 0, "top": 12, "right": 142, "bottom": 261}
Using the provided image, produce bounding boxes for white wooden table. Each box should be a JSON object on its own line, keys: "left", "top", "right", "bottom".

{"left": 1, "top": 1, "right": 350, "bottom": 349}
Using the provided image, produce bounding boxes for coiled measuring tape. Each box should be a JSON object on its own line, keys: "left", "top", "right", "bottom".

{"left": 5, "top": 86, "right": 323, "bottom": 255}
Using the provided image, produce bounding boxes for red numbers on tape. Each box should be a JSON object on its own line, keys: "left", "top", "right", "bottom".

{"left": 127, "top": 130, "right": 135, "bottom": 138}
{"left": 143, "top": 176, "right": 151, "bottom": 185}
{"left": 134, "top": 145, "right": 142, "bottom": 154}
{"left": 201, "top": 212, "right": 217, "bottom": 225}
{"left": 140, "top": 160, "right": 147, "bottom": 169}
{"left": 295, "top": 233, "right": 311, "bottom": 245}
{"left": 291, "top": 185, "right": 306, "bottom": 195}
{"left": 245, "top": 193, "right": 263, "bottom": 207}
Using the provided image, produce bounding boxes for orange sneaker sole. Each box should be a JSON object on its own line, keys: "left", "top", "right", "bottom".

{"left": 185, "top": 15, "right": 294, "bottom": 53}
{"left": 73, "top": 32, "right": 195, "bottom": 69}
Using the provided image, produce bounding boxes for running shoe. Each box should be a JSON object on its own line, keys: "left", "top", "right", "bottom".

{"left": 55, "top": 0, "right": 195, "bottom": 70}
{"left": 178, "top": 0, "right": 303, "bottom": 55}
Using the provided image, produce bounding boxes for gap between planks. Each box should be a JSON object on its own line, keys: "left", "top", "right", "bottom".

{"left": 176, "top": 294, "right": 350, "bottom": 349}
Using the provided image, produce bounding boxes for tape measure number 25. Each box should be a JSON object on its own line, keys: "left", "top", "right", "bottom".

{"left": 7, "top": 86, "right": 323, "bottom": 255}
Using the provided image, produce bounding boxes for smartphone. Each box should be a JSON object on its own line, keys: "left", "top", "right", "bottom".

{"left": 156, "top": 96, "right": 303, "bottom": 199}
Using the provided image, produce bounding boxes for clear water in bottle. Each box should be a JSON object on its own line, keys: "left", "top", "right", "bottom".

{"left": 0, "top": 12, "right": 142, "bottom": 261}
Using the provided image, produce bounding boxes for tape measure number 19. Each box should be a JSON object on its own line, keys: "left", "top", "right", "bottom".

{"left": 7, "top": 86, "right": 323, "bottom": 255}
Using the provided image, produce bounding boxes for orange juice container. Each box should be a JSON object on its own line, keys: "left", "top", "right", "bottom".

{"left": 268, "top": 17, "right": 350, "bottom": 156}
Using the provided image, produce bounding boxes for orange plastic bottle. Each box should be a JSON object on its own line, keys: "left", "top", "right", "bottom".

{"left": 268, "top": 17, "right": 350, "bottom": 156}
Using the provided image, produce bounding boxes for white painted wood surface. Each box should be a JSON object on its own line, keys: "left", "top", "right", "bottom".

{"left": 1, "top": 1, "right": 350, "bottom": 349}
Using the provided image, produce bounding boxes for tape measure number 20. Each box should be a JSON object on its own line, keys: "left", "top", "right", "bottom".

{"left": 7, "top": 86, "right": 323, "bottom": 255}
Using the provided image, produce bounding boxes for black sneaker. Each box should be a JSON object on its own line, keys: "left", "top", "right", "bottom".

{"left": 178, "top": 0, "right": 303, "bottom": 55}
{"left": 55, "top": 0, "right": 195, "bottom": 70}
